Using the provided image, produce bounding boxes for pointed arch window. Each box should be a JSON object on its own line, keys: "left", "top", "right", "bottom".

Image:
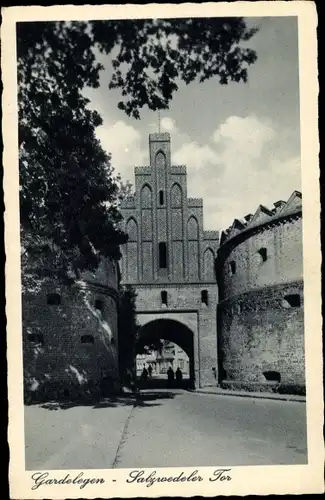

{"left": 187, "top": 216, "right": 199, "bottom": 240}
{"left": 203, "top": 248, "right": 215, "bottom": 280}
{"left": 126, "top": 217, "right": 138, "bottom": 242}
{"left": 156, "top": 151, "right": 166, "bottom": 169}
{"left": 171, "top": 183, "right": 182, "bottom": 208}
{"left": 140, "top": 184, "right": 152, "bottom": 208}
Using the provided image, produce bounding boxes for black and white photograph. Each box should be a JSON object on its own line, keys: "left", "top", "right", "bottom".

{"left": 3, "top": 2, "right": 322, "bottom": 498}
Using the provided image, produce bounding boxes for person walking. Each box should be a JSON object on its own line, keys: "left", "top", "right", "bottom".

{"left": 141, "top": 366, "right": 148, "bottom": 382}
{"left": 167, "top": 366, "right": 174, "bottom": 387}
{"left": 176, "top": 367, "right": 183, "bottom": 387}
{"left": 148, "top": 364, "right": 153, "bottom": 379}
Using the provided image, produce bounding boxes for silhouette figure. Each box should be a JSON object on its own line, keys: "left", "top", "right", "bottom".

{"left": 176, "top": 367, "right": 183, "bottom": 387}
{"left": 141, "top": 367, "right": 148, "bottom": 382}
{"left": 148, "top": 364, "right": 153, "bottom": 378}
{"left": 167, "top": 366, "right": 174, "bottom": 387}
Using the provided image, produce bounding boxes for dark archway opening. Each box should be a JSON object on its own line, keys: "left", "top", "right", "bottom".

{"left": 136, "top": 319, "right": 195, "bottom": 390}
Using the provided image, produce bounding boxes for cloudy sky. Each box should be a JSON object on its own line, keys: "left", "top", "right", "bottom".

{"left": 83, "top": 16, "right": 301, "bottom": 231}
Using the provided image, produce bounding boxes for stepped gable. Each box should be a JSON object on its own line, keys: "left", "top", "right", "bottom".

{"left": 134, "top": 166, "right": 151, "bottom": 175}
{"left": 203, "top": 230, "right": 219, "bottom": 241}
{"left": 188, "top": 197, "right": 203, "bottom": 208}
{"left": 171, "top": 165, "right": 187, "bottom": 174}
{"left": 220, "top": 190, "right": 302, "bottom": 245}
{"left": 120, "top": 194, "right": 136, "bottom": 209}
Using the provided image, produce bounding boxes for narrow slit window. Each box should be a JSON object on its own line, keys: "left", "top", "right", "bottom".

{"left": 229, "top": 261, "right": 236, "bottom": 275}
{"left": 258, "top": 247, "right": 268, "bottom": 262}
{"left": 282, "top": 294, "right": 301, "bottom": 308}
{"left": 159, "top": 190, "right": 164, "bottom": 205}
{"left": 159, "top": 242, "right": 167, "bottom": 269}
{"left": 263, "top": 371, "right": 281, "bottom": 383}
{"left": 81, "top": 335, "right": 95, "bottom": 344}
{"left": 95, "top": 299, "right": 104, "bottom": 312}
{"left": 161, "top": 290, "right": 168, "bottom": 306}
{"left": 28, "top": 333, "right": 44, "bottom": 345}
{"left": 201, "top": 290, "right": 209, "bottom": 306}
{"left": 47, "top": 293, "right": 61, "bottom": 305}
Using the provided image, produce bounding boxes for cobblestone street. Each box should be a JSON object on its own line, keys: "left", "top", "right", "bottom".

{"left": 25, "top": 389, "right": 307, "bottom": 470}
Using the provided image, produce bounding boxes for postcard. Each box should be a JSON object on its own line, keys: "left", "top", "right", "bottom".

{"left": 2, "top": 1, "right": 323, "bottom": 498}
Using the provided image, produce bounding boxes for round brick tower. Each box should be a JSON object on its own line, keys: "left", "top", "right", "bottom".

{"left": 216, "top": 191, "right": 305, "bottom": 394}
{"left": 22, "top": 253, "right": 121, "bottom": 402}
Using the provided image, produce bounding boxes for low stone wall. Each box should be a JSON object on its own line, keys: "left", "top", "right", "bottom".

{"left": 220, "top": 380, "right": 280, "bottom": 393}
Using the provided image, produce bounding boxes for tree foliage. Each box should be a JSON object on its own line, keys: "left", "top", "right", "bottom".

{"left": 17, "top": 22, "right": 126, "bottom": 275}
{"left": 17, "top": 18, "right": 258, "bottom": 274}
{"left": 92, "top": 18, "right": 258, "bottom": 118}
{"left": 136, "top": 337, "right": 164, "bottom": 356}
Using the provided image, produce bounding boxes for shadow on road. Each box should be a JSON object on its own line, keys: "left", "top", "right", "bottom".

{"left": 35, "top": 390, "right": 177, "bottom": 411}
{"left": 137, "top": 377, "right": 194, "bottom": 390}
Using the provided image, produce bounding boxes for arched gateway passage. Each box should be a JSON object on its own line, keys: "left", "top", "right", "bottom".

{"left": 136, "top": 319, "right": 196, "bottom": 388}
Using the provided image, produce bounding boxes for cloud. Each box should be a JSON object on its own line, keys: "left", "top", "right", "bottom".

{"left": 212, "top": 115, "right": 275, "bottom": 159}
{"left": 89, "top": 110, "right": 300, "bottom": 233}
{"left": 161, "top": 117, "right": 177, "bottom": 132}
{"left": 172, "top": 115, "right": 301, "bottom": 231}
{"left": 94, "top": 120, "right": 146, "bottom": 183}
{"left": 210, "top": 154, "right": 301, "bottom": 230}
{"left": 173, "top": 141, "right": 219, "bottom": 170}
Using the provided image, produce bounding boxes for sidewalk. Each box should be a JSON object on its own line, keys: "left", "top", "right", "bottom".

{"left": 194, "top": 386, "right": 306, "bottom": 403}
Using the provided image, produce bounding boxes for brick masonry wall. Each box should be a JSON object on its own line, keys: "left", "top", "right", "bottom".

{"left": 120, "top": 134, "right": 219, "bottom": 286}
{"left": 219, "top": 216, "right": 303, "bottom": 300}
{"left": 23, "top": 259, "right": 120, "bottom": 402}
{"left": 120, "top": 133, "right": 220, "bottom": 387}
{"left": 216, "top": 211, "right": 305, "bottom": 391}
{"left": 135, "top": 284, "right": 219, "bottom": 387}
{"left": 217, "top": 279, "right": 305, "bottom": 390}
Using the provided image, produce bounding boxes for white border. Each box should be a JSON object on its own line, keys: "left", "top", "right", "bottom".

{"left": 3, "top": 2, "right": 323, "bottom": 498}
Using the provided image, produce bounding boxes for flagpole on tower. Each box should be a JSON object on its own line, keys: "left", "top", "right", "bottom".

{"left": 158, "top": 110, "right": 161, "bottom": 133}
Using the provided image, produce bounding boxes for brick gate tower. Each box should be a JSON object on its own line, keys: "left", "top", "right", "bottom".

{"left": 120, "top": 133, "right": 219, "bottom": 387}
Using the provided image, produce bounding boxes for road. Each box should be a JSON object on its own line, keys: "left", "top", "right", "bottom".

{"left": 24, "top": 389, "right": 307, "bottom": 470}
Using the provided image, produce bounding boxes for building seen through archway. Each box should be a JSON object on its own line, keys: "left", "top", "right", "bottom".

{"left": 136, "top": 340, "right": 190, "bottom": 379}
{"left": 136, "top": 318, "right": 194, "bottom": 387}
